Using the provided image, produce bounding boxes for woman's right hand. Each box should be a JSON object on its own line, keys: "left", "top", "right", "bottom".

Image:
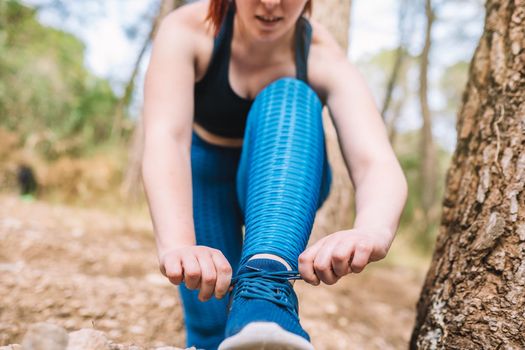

{"left": 159, "top": 245, "right": 233, "bottom": 302}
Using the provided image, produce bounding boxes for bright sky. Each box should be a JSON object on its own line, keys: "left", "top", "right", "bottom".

{"left": 22, "top": 0, "right": 483, "bottom": 152}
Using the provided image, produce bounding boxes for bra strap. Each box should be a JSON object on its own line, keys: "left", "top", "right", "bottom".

{"left": 295, "top": 17, "right": 312, "bottom": 83}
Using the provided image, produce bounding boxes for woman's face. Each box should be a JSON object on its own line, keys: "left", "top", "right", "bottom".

{"left": 234, "top": 0, "right": 309, "bottom": 42}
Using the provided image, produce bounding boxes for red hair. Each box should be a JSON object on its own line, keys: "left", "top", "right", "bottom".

{"left": 206, "top": 0, "right": 313, "bottom": 37}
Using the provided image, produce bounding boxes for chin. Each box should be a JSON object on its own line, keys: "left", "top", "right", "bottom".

{"left": 251, "top": 26, "right": 289, "bottom": 42}
{"left": 253, "top": 33, "right": 282, "bottom": 42}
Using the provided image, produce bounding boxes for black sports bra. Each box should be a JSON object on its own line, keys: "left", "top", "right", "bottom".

{"left": 193, "top": 5, "right": 313, "bottom": 138}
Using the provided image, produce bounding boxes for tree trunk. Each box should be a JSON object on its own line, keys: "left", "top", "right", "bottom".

{"left": 312, "top": 0, "right": 351, "bottom": 49}
{"left": 410, "top": 0, "right": 525, "bottom": 348}
{"left": 310, "top": 0, "right": 354, "bottom": 237}
{"left": 381, "top": 0, "right": 413, "bottom": 122}
{"left": 419, "top": 0, "right": 439, "bottom": 230}
{"left": 120, "top": 0, "right": 182, "bottom": 200}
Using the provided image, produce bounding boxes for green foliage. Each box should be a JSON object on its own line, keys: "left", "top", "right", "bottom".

{"left": 0, "top": 0, "right": 121, "bottom": 159}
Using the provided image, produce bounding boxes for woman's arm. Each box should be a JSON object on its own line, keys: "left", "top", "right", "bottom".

{"left": 142, "top": 12, "right": 197, "bottom": 257}
{"left": 299, "top": 23, "right": 409, "bottom": 285}
{"left": 142, "top": 8, "right": 233, "bottom": 302}
{"left": 325, "top": 51, "right": 408, "bottom": 240}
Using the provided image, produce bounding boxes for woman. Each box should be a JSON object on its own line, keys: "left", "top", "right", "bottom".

{"left": 141, "top": 0, "right": 408, "bottom": 349}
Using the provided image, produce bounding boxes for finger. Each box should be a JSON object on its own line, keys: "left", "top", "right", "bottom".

{"left": 196, "top": 252, "right": 217, "bottom": 302}
{"left": 313, "top": 240, "right": 340, "bottom": 285}
{"left": 299, "top": 239, "right": 326, "bottom": 285}
{"left": 181, "top": 254, "right": 201, "bottom": 290}
{"left": 211, "top": 250, "right": 232, "bottom": 299}
{"left": 350, "top": 242, "right": 373, "bottom": 273}
{"left": 164, "top": 253, "right": 184, "bottom": 285}
{"left": 331, "top": 241, "right": 354, "bottom": 277}
{"left": 159, "top": 251, "right": 174, "bottom": 277}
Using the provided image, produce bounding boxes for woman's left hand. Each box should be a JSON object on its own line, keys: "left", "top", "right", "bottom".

{"left": 298, "top": 227, "right": 393, "bottom": 285}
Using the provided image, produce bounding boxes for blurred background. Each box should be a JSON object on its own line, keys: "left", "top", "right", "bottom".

{"left": 0, "top": 0, "right": 485, "bottom": 349}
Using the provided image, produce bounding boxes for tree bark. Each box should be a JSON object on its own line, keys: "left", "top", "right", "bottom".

{"left": 410, "top": 0, "right": 525, "bottom": 348}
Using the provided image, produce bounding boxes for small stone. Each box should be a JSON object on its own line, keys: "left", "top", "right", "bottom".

{"left": 337, "top": 317, "right": 349, "bottom": 327}
{"left": 105, "top": 310, "right": 118, "bottom": 319}
{"left": 146, "top": 273, "right": 170, "bottom": 286}
{"left": 324, "top": 302, "right": 338, "bottom": 315}
{"left": 107, "top": 344, "right": 125, "bottom": 350}
{"left": 107, "top": 329, "right": 122, "bottom": 339}
{"left": 66, "top": 329, "right": 110, "bottom": 350}
{"left": 22, "top": 322, "right": 68, "bottom": 350}
{"left": 511, "top": 41, "right": 521, "bottom": 55}
{"left": 79, "top": 308, "right": 103, "bottom": 318}
{"left": 159, "top": 298, "right": 176, "bottom": 308}
{"left": 70, "top": 227, "right": 84, "bottom": 237}
{"left": 97, "top": 319, "right": 119, "bottom": 329}
{"left": 0, "top": 261, "right": 24, "bottom": 272}
{"left": 1, "top": 218, "right": 22, "bottom": 230}
{"left": 63, "top": 319, "right": 77, "bottom": 329}
{"left": 129, "top": 325, "right": 144, "bottom": 334}
{"left": 70, "top": 300, "right": 83, "bottom": 310}
{"left": 518, "top": 224, "right": 525, "bottom": 241}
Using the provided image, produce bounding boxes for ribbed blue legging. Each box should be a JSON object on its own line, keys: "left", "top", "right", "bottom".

{"left": 179, "top": 77, "right": 332, "bottom": 350}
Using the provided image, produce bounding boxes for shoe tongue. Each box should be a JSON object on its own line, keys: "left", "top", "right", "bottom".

{"left": 239, "top": 258, "right": 289, "bottom": 274}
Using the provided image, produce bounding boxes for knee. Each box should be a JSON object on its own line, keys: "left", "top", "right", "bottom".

{"left": 261, "top": 77, "right": 318, "bottom": 98}
{"left": 257, "top": 77, "right": 321, "bottom": 104}
{"left": 252, "top": 77, "right": 322, "bottom": 117}
{"left": 266, "top": 76, "right": 306, "bottom": 89}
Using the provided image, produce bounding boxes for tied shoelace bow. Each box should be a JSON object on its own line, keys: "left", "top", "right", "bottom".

{"left": 229, "top": 266, "right": 303, "bottom": 316}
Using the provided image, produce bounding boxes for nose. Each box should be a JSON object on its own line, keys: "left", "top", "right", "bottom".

{"left": 260, "top": 0, "right": 281, "bottom": 9}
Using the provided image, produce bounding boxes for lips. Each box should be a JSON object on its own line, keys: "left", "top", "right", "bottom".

{"left": 255, "top": 15, "right": 283, "bottom": 23}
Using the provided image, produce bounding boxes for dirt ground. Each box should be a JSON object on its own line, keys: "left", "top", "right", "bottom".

{"left": 0, "top": 193, "right": 427, "bottom": 349}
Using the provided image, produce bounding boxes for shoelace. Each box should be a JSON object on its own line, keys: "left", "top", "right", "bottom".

{"left": 229, "top": 266, "right": 303, "bottom": 317}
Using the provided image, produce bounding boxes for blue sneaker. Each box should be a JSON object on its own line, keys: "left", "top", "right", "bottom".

{"left": 218, "top": 258, "right": 314, "bottom": 350}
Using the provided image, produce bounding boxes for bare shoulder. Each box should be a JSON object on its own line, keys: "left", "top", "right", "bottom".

{"left": 161, "top": 0, "right": 211, "bottom": 33}
{"left": 307, "top": 18, "right": 350, "bottom": 103}
{"left": 155, "top": 1, "right": 214, "bottom": 80}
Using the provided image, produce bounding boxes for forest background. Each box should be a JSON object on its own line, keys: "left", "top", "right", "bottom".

{"left": 0, "top": 0, "right": 484, "bottom": 259}
{"left": 0, "top": 0, "right": 492, "bottom": 348}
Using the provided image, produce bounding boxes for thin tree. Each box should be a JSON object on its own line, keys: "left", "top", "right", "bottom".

{"left": 310, "top": 0, "right": 354, "bottom": 236}
{"left": 120, "top": 0, "right": 183, "bottom": 200}
{"left": 111, "top": 0, "right": 185, "bottom": 142}
{"left": 418, "top": 0, "right": 439, "bottom": 231}
{"left": 382, "top": 0, "right": 413, "bottom": 125}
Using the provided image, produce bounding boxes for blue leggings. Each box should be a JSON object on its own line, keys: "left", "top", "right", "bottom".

{"left": 179, "top": 78, "right": 332, "bottom": 350}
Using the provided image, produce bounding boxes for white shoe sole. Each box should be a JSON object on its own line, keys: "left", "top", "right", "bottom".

{"left": 217, "top": 322, "right": 314, "bottom": 350}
